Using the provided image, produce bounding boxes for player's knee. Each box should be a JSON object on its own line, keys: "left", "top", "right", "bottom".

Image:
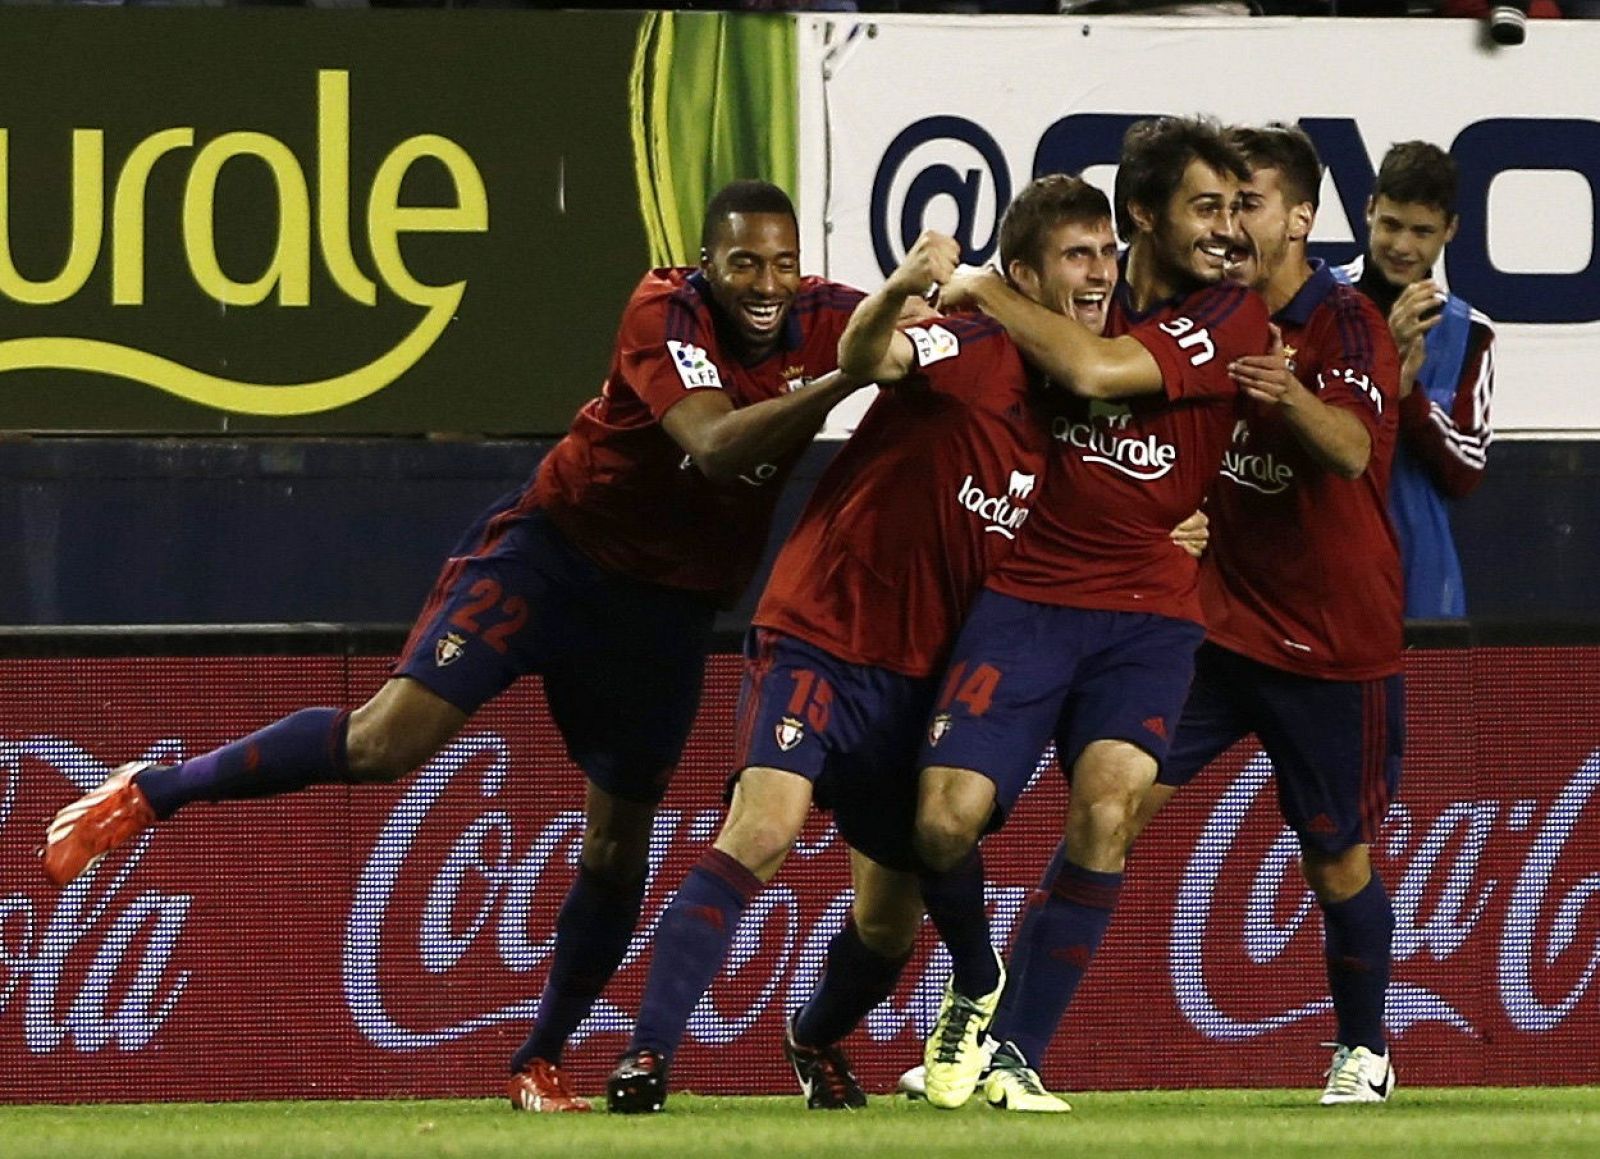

{"left": 579, "top": 838, "right": 651, "bottom": 889}
{"left": 580, "top": 797, "right": 656, "bottom": 884}
{"left": 851, "top": 884, "right": 923, "bottom": 958}
{"left": 1301, "top": 843, "right": 1371, "bottom": 903}
{"left": 914, "top": 811, "right": 980, "bottom": 874}
{"left": 343, "top": 714, "right": 425, "bottom": 784}
{"left": 1070, "top": 795, "right": 1140, "bottom": 863}
{"left": 716, "top": 815, "right": 800, "bottom": 880}
{"left": 853, "top": 908, "right": 919, "bottom": 960}
{"left": 341, "top": 680, "right": 465, "bottom": 784}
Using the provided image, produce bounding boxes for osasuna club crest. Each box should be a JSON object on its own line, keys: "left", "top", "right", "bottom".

{"left": 775, "top": 716, "right": 806, "bottom": 752}
{"left": 435, "top": 632, "right": 467, "bottom": 667}
{"left": 928, "top": 713, "right": 952, "bottom": 746}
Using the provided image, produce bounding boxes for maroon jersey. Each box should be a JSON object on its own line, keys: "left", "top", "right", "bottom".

{"left": 755, "top": 315, "right": 1048, "bottom": 678}
{"left": 1202, "top": 262, "right": 1404, "bottom": 679}
{"left": 532, "top": 269, "right": 862, "bottom": 604}
{"left": 986, "top": 277, "right": 1270, "bottom": 623}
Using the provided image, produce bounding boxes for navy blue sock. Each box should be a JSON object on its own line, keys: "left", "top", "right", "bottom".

{"left": 989, "top": 859, "right": 1121, "bottom": 1065}
{"left": 134, "top": 708, "right": 350, "bottom": 819}
{"left": 1322, "top": 872, "right": 1393, "bottom": 1054}
{"left": 630, "top": 848, "right": 762, "bottom": 1059}
{"left": 510, "top": 866, "right": 647, "bottom": 1071}
{"left": 993, "top": 840, "right": 1068, "bottom": 1032}
{"left": 792, "top": 918, "right": 911, "bottom": 1049}
{"left": 920, "top": 850, "right": 1000, "bottom": 998}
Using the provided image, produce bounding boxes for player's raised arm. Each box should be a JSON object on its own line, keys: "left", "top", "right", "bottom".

{"left": 1228, "top": 323, "right": 1373, "bottom": 480}
{"left": 1393, "top": 294, "right": 1495, "bottom": 500}
{"left": 938, "top": 265, "right": 1163, "bottom": 400}
{"left": 837, "top": 230, "right": 961, "bottom": 383}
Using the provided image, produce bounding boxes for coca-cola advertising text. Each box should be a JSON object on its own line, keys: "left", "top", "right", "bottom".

{"left": 2, "top": 647, "right": 1598, "bottom": 1101}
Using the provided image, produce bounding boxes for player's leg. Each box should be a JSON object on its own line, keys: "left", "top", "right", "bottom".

{"left": 506, "top": 780, "right": 656, "bottom": 1112}
{"left": 41, "top": 675, "right": 469, "bottom": 888}
{"left": 817, "top": 848, "right": 923, "bottom": 1031}
{"left": 1122, "top": 642, "right": 1251, "bottom": 850}
{"left": 1255, "top": 666, "right": 1404, "bottom": 1103}
{"left": 810, "top": 678, "right": 944, "bottom": 1105}
{"left": 959, "top": 832, "right": 1074, "bottom": 1113}
{"left": 509, "top": 559, "right": 718, "bottom": 1112}
{"left": 894, "top": 835, "right": 1067, "bottom": 1107}
{"left": 1306, "top": 842, "right": 1398, "bottom": 1102}
{"left": 988, "top": 737, "right": 1152, "bottom": 1075}
{"left": 794, "top": 685, "right": 931, "bottom": 1071}
{"left": 610, "top": 629, "right": 843, "bottom": 1113}
{"left": 39, "top": 494, "right": 558, "bottom": 889}
{"left": 912, "top": 592, "right": 1074, "bottom": 1109}
{"left": 786, "top": 850, "right": 921, "bottom": 1109}
{"left": 914, "top": 764, "right": 1005, "bottom": 1092}
{"left": 606, "top": 765, "right": 812, "bottom": 1113}
{"left": 984, "top": 612, "right": 1203, "bottom": 1102}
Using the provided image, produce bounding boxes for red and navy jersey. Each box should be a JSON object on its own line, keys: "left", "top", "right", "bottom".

{"left": 985, "top": 274, "right": 1270, "bottom": 623}
{"left": 531, "top": 268, "right": 862, "bottom": 604}
{"left": 755, "top": 315, "right": 1049, "bottom": 678}
{"left": 1203, "top": 262, "right": 1404, "bottom": 680}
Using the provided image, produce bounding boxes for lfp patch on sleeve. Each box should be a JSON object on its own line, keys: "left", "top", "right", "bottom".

{"left": 667, "top": 340, "right": 725, "bottom": 390}
{"left": 907, "top": 324, "right": 961, "bottom": 368}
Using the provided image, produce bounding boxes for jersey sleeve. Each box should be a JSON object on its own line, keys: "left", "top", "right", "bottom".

{"left": 804, "top": 280, "right": 868, "bottom": 353}
{"left": 897, "top": 314, "right": 1012, "bottom": 401}
{"left": 616, "top": 286, "right": 729, "bottom": 422}
{"left": 1398, "top": 317, "right": 1494, "bottom": 498}
{"left": 1310, "top": 293, "right": 1401, "bottom": 441}
{"left": 1128, "top": 283, "right": 1270, "bottom": 402}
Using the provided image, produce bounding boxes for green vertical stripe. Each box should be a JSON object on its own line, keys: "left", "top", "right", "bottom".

{"left": 631, "top": 12, "right": 798, "bottom": 268}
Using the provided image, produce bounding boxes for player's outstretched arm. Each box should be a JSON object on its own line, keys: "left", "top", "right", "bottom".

{"left": 662, "top": 368, "right": 865, "bottom": 485}
{"left": 1228, "top": 325, "right": 1371, "bottom": 480}
{"left": 938, "top": 266, "right": 1162, "bottom": 400}
{"left": 838, "top": 230, "right": 960, "bottom": 383}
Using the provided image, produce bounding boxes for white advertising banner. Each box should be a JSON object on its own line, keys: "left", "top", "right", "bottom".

{"left": 796, "top": 16, "right": 1600, "bottom": 438}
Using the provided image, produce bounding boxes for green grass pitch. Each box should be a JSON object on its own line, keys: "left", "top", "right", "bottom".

{"left": 5, "top": 1088, "right": 1600, "bottom": 1159}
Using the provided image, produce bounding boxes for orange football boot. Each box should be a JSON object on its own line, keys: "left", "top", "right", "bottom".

{"left": 507, "top": 1059, "right": 592, "bottom": 1113}
{"left": 40, "top": 761, "right": 160, "bottom": 887}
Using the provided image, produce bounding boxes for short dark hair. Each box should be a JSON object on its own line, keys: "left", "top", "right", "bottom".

{"left": 1229, "top": 123, "right": 1322, "bottom": 211}
{"left": 700, "top": 179, "right": 798, "bottom": 252}
{"left": 1114, "top": 116, "right": 1248, "bottom": 243}
{"left": 998, "top": 174, "right": 1114, "bottom": 273}
{"left": 1372, "top": 141, "right": 1458, "bottom": 216}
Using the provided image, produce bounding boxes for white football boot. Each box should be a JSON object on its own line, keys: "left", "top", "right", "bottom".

{"left": 1319, "top": 1043, "right": 1396, "bottom": 1105}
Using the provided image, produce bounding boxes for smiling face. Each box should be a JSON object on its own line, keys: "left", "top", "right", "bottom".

{"left": 1141, "top": 158, "right": 1242, "bottom": 291}
{"left": 700, "top": 211, "right": 802, "bottom": 359}
{"left": 1365, "top": 195, "right": 1457, "bottom": 287}
{"left": 1225, "top": 165, "right": 1307, "bottom": 293}
{"left": 1011, "top": 216, "right": 1118, "bottom": 335}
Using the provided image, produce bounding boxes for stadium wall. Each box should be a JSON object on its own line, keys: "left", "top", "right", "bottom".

{"left": 1, "top": 629, "right": 1597, "bottom": 1100}
{"left": 1, "top": 437, "right": 1596, "bottom": 624}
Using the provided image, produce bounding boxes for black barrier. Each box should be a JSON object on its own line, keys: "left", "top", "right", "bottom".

{"left": 4, "top": 621, "right": 1600, "bottom": 659}
{"left": 2, "top": 438, "right": 1595, "bottom": 627}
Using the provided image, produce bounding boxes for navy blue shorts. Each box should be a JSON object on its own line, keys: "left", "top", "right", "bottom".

{"left": 395, "top": 497, "right": 717, "bottom": 805}
{"left": 1159, "top": 643, "right": 1405, "bottom": 854}
{"left": 918, "top": 590, "right": 1206, "bottom": 823}
{"left": 735, "top": 628, "right": 937, "bottom": 872}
